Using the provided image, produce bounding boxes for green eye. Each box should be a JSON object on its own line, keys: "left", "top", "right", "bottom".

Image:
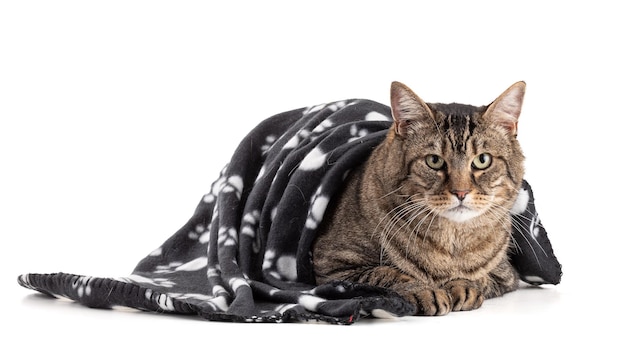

{"left": 472, "top": 153, "right": 492, "bottom": 170}
{"left": 425, "top": 154, "right": 445, "bottom": 170}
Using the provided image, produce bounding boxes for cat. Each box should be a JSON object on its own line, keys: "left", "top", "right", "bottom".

{"left": 312, "top": 81, "right": 526, "bottom": 316}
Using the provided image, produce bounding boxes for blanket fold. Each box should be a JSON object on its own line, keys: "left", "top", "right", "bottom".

{"left": 18, "top": 99, "right": 561, "bottom": 324}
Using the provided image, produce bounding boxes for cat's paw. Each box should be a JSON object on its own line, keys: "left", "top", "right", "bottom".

{"left": 397, "top": 287, "right": 451, "bottom": 316}
{"left": 444, "top": 279, "right": 484, "bottom": 311}
{"left": 415, "top": 288, "right": 451, "bottom": 315}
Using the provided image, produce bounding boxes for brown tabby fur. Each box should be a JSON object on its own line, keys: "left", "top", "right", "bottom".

{"left": 312, "top": 81, "right": 526, "bottom": 315}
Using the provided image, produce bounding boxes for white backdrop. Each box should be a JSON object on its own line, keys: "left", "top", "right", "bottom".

{"left": 2, "top": 1, "right": 623, "bottom": 342}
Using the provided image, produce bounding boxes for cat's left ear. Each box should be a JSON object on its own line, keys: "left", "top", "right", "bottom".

{"left": 484, "top": 81, "right": 526, "bottom": 136}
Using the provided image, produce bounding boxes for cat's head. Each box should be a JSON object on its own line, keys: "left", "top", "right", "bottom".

{"left": 389, "top": 81, "right": 525, "bottom": 223}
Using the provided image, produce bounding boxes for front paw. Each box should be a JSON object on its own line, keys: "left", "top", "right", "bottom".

{"left": 416, "top": 288, "right": 452, "bottom": 316}
{"left": 397, "top": 286, "right": 451, "bottom": 316}
{"left": 444, "top": 279, "right": 484, "bottom": 311}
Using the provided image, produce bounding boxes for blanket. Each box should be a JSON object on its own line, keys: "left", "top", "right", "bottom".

{"left": 18, "top": 99, "right": 562, "bottom": 324}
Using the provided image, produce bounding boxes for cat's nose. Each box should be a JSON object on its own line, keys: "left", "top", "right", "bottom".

{"left": 451, "top": 189, "right": 470, "bottom": 201}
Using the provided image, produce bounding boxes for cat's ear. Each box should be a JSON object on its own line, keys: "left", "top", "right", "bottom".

{"left": 484, "top": 81, "right": 526, "bottom": 136}
{"left": 390, "top": 81, "right": 434, "bottom": 137}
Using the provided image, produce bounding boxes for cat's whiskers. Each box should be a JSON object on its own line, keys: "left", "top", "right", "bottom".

{"left": 406, "top": 207, "right": 437, "bottom": 259}
{"left": 377, "top": 185, "right": 404, "bottom": 200}
{"left": 481, "top": 204, "right": 523, "bottom": 256}
{"left": 402, "top": 203, "right": 435, "bottom": 257}
{"left": 485, "top": 201, "right": 546, "bottom": 267}
{"left": 510, "top": 211, "right": 549, "bottom": 259}
{"left": 383, "top": 204, "right": 426, "bottom": 245}
{"left": 420, "top": 209, "right": 438, "bottom": 244}
{"left": 371, "top": 188, "right": 413, "bottom": 245}
{"left": 375, "top": 200, "right": 416, "bottom": 256}
{"left": 379, "top": 200, "right": 428, "bottom": 253}
{"left": 377, "top": 197, "right": 430, "bottom": 264}
{"left": 372, "top": 197, "right": 417, "bottom": 241}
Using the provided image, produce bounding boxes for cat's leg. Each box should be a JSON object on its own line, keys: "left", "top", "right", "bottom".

{"left": 357, "top": 266, "right": 451, "bottom": 316}
{"left": 482, "top": 258, "right": 520, "bottom": 298}
{"left": 444, "top": 259, "right": 519, "bottom": 312}
{"left": 443, "top": 279, "right": 484, "bottom": 311}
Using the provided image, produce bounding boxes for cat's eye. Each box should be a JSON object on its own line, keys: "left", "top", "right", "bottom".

{"left": 425, "top": 154, "right": 445, "bottom": 170}
{"left": 472, "top": 153, "right": 492, "bottom": 170}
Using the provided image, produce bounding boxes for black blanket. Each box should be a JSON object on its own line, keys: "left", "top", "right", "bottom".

{"left": 18, "top": 99, "right": 562, "bottom": 324}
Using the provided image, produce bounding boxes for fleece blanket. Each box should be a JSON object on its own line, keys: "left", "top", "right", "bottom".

{"left": 18, "top": 99, "right": 562, "bottom": 324}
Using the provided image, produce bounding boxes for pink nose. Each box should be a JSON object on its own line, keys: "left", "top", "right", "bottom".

{"left": 451, "top": 189, "right": 470, "bottom": 201}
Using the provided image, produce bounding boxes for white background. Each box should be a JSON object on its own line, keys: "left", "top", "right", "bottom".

{"left": 1, "top": 1, "right": 623, "bottom": 342}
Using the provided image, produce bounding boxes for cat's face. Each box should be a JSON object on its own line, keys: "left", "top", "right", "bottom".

{"left": 390, "top": 82, "right": 526, "bottom": 223}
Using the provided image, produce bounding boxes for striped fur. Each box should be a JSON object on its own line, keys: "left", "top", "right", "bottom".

{"left": 313, "top": 81, "right": 526, "bottom": 315}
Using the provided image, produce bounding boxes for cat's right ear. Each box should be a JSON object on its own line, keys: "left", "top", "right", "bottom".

{"left": 390, "top": 81, "right": 433, "bottom": 137}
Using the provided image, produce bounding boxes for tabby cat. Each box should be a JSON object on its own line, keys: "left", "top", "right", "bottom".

{"left": 313, "top": 81, "right": 526, "bottom": 315}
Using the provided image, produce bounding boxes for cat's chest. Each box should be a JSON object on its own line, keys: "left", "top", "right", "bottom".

{"left": 394, "top": 227, "right": 508, "bottom": 280}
